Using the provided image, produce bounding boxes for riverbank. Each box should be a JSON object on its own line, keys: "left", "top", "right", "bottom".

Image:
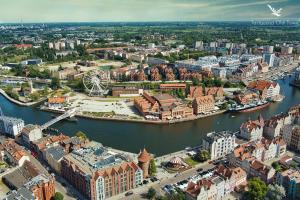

{"left": 0, "top": 89, "right": 41, "bottom": 106}
{"left": 1, "top": 77, "right": 299, "bottom": 156}
{"left": 40, "top": 106, "right": 226, "bottom": 125}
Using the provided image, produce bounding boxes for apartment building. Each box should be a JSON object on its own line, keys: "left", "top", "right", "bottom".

{"left": 247, "top": 80, "right": 280, "bottom": 100}
{"left": 214, "top": 165, "right": 247, "bottom": 195}
{"left": 185, "top": 176, "right": 225, "bottom": 200}
{"left": 282, "top": 125, "right": 300, "bottom": 151}
{"left": 240, "top": 115, "right": 264, "bottom": 141}
{"left": 0, "top": 116, "right": 24, "bottom": 137}
{"left": 0, "top": 138, "right": 30, "bottom": 167}
{"left": 276, "top": 169, "right": 300, "bottom": 200}
{"left": 263, "top": 113, "right": 293, "bottom": 139}
{"left": 202, "top": 131, "right": 236, "bottom": 160}
{"left": 21, "top": 124, "right": 43, "bottom": 147}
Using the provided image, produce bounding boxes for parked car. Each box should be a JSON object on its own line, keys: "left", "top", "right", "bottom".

{"left": 125, "top": 191, "right": 133, "bottom": 196}
{"left": 196, "top": 168, "right": 203, "bottom": 172}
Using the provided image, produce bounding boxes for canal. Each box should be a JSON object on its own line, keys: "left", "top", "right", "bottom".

{"left": 1, "top": 76, "right": 300, "bottom": 156}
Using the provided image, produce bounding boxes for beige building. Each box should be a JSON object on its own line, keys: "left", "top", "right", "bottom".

{"left": 192, "top": 95, "right": 215, "bottom": 115}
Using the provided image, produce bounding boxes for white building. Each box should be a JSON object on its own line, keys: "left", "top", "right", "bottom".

{"left": 202, "top": 131, "right": 236, "bottom": 160}
{"left": 21, "top": 124, "right": 43, "bottom": 146}
{"left": 0, "top": 116, "right": 24, "bottom": 137}
{"left": 263, "top": 53, "right": 275, "bottom": 67}
{"left": 281, "top": 46, "right": 293, "bottom": 54}
{"left": 240, "top": 116, "right": 264, "bottom": 141}
{"left": 240, "top": 54, "right": 263, "bottom": 64}
{"left": 263, "top": 45, "right": 274, "bottom": 54}
{"left": 195, "top": 41, "right": 204, "bottom": 49}
{"left": 148, "top": 43, "right": 156, "bottom": 49}
{"left": 211, "top": 67, "right": 227, "bottom": 79}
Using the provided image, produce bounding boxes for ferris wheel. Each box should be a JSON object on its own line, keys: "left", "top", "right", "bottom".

{"left": 83, "top": 70, "right": 110, "bottom": 96}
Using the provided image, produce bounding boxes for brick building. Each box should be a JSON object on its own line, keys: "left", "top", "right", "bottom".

{"left": 111, "top": 86, "right": 142, "bottom": 97}
{"left": 134, "top": 92, "right": 193, "bottom": 120}
{"left": 192, "top": 95, "right": 215, "bottom": 115}
{"left": 61, "top": 141, "right": 143, "bottom": 200}
{"left": 138, "top": 148, "right": 151, "bottom": 178}
{"left": 189, "top": 86, "right": 203, "bottom": 99}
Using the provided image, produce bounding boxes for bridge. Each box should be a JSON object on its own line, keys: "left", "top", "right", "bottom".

{"left": 41, "top": 108, "right": 77, "bottom": 130}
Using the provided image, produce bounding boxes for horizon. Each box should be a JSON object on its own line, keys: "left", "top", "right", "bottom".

{"left": 0, "top": 0, "right": 299, "bottom": 23}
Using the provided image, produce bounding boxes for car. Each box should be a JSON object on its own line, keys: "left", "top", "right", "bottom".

{"left": 196, "top": 168, "right": 203, "bottom": 172}
{"left": 143, "top": 180, "right": 149, "bottom": 184}
{"left": 61, "top": 182, "right": 66, "bottom": 187}
{"left": 150, "top": 177, "right": 158, "bottom": 182}
{"left": 125, "top": 191, "right": 133, "bottom": 196}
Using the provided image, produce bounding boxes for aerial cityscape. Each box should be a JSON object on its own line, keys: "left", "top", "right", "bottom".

{"left": 1, "top": 0, "right": 300, "bottom": 200}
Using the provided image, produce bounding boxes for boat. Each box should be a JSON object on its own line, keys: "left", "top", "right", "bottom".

{"left": 228, "top": 101, "right": 270, "bottom": 113}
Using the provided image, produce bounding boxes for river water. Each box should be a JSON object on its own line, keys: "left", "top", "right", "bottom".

{"left": 1, "top": 76, "right": 300, "bottom": 156}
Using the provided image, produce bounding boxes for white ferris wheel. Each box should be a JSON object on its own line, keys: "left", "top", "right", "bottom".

{"left": 83, "top": 70, "right": 110, "bottom": 96}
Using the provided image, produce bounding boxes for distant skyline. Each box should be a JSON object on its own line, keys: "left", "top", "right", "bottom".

{"left": 0, "top": 0, "right": 299, "bottom": 23}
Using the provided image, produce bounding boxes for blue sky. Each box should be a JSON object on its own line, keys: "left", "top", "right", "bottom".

{"left": 0, "top": 0, "right": 299, "bottom": 22}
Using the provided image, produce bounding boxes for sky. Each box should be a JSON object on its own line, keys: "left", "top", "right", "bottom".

{"left": 0, "top": 0, "right": 299, "bottom": 23}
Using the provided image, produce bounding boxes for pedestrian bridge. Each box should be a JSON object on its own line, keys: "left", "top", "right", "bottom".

{"left": 41, "top": 108, "right": 77, "bottom": 130}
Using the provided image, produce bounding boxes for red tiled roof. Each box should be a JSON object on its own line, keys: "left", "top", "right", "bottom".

{"left": 247, "top": 80, "right": 277, "bottom": 91}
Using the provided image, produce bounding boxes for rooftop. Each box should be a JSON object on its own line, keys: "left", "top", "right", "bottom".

{"left": 44, "top": 145, "right": 66, "bottom": 161}
{"left": 0, "top": 116, "right": 24, "bottom": 125}
{"left": 63, "top": 141, "right": 128, "bottom": 175}
{"left": 204, "top": 131, "right": 235, "bottom": 143}
{"left": 4, "top": 187, "right": 35, "bottom": 200}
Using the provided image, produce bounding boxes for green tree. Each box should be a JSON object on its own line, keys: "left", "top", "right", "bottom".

{"left": 167, "top": 189, "right": 185, "bottom": 200}
{"left": 175, "top": 88, "right": 185, "bottom": 99}
{"left": 147, "top": 187, "right": 156, "bottom": 200}
{"left": 243, "top": 178, "right": 267, "bottom": 200}
{"left": 52, "top": 192, "right": 64, "bottom": 200}
{"left": 149, "top": 159, "right": 157, "bottom": 176}
{"left": 264, "top": 184, "right": 285, "bottom": 200}
{"left": 271, "top": 162, "right": 282, "bottom": 172}
{"left": 75, "top": 131, "right": 87, "bottom": 140}
{"left": 192, "top": 77, "right": 201, "bottom": 86}
{"left": 50, "top": 77, "right": 61, "bottom": 90}
{"left": 196, "top": 150, "right": 210, "bottom": 162}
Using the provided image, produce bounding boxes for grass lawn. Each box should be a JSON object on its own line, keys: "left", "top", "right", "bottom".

{"left": 83, "top": 111, "right": 115, "bottom": 117}
{"left": 0, "top": 179, "right": 9, "bottom": 197}
{"left": 184, "top": 157, "right": 201, "bottom": 167}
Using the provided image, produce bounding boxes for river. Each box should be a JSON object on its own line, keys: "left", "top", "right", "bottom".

{"left": 1, "top": 76, "right": 300, "bottom": 156}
